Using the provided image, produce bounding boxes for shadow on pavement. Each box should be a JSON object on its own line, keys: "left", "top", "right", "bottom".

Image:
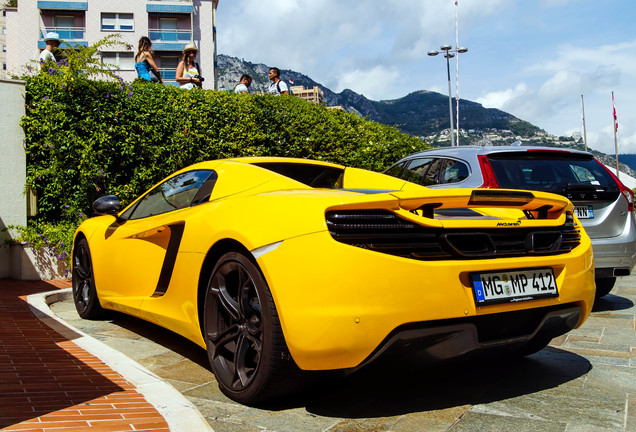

{"left": 266, "top": 347, "right": 590, "bottom": 418}
{"left": 592, "top": 293, "right": 634, "bottom": 312}
{"left": 102, "top": 310, "right": 211, "bottom": 370}
{"left": 0, "top": 280, "right": 125, "bottom": 427}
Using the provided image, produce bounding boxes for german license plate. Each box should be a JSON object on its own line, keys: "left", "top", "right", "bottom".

{"left": 574, "top": 205, "right": 594, "bottom": 219}
{"left": 471, "top": 268, "right": 558, "bottom": 305}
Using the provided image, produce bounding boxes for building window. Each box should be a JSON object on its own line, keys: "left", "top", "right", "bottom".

{"left": 101, "top": 13, "right": 134, "bottom": 32}
{"left": 2, "top": 45, "right": 6, "bottom": 52}
{"left": 102, "top": 52, "right": 135, "bottom": 70}
{"left": 2, "top": 63, "right": 6, "bottom": 71}
{"left": 2, "top": 27, "right": 6, "bottom": 35}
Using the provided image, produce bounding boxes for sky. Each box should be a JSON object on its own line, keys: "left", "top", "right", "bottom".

{"left": 216, "top": 0, "right": 636, "bottom": 155}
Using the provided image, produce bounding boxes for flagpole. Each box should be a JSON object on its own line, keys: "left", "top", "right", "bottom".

{"left": 581, "top": 95, "right": 588, "bottom": 152}
{"left": 454, "top": 0, "right": 460, "bottom": 145}
{"left": 612, "top": 91, "right": 619, "bottom": 180}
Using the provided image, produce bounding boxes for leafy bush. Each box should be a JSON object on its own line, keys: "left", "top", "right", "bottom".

{"left": 23, "top": 79, "right": 427, "bottom": 222}
{"left": 17, "top": 38, "right": 428, "bottom": 268}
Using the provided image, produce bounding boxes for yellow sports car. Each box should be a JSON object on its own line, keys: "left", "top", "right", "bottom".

{"left": 72, "top": 157, "right": 595, "bottom": 404}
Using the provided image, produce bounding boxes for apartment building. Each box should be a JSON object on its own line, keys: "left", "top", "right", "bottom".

{"left": 1, "top": 7, "right": 12, "bottom": 79}
{"left": 5, "top": 0, "right": 219, "bottom": 87}
{"left": 289, "top": 85, "right": 324, "bottom": 105}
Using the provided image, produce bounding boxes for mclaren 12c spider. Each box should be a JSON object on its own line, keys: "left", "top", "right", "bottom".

{"left": 72, "top": 157, "right": 595, "bottom": 404}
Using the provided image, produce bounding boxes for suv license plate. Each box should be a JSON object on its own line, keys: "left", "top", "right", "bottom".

{"left": 574, "top": 205, "right": 594, "bottom": 219}
{"left": 471, "top": 268, "right": 558, "bottom": 305}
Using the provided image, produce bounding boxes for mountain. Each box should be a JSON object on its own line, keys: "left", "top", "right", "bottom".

{"left": 216, "top": 54, "right": 636, "bottom": 178}
{"left": 617, "top": 154, "right": 636, "bottom": 173}
{"left": 217, "top": 54, "right": 540, "bottom": 139}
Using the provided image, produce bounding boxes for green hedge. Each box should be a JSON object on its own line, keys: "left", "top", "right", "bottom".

{"left": 23, "top": 76, "right": 428, "bottom": 223}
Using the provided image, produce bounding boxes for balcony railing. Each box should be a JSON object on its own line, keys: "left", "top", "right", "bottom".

{"left": 41, "top": 27, "right": 85, "bottom": 40}
{"left": 159, "top": 68, "right": 176, "bottom": 80}
{"left": 149, "top": 29, "right": 192, "bottom": 42}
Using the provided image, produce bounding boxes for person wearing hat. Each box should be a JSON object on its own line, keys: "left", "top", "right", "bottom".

{"left": 39, "top": 32, "right": 60, "bottom": 69}
{"left": 176, "top": 42, "right": 203, "bottom": 89}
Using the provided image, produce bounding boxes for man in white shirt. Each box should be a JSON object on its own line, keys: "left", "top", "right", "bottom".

{"left": 234, "top": 74, "right": 252, "bottom": 94}
{"left": 268, "top": 67, "right": 289, "bottom": 95}
{"left": 39, "top": 32, "right": 60, "bottom": 69}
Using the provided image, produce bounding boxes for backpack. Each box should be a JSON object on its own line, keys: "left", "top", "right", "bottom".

{"left": 276, "top": 80, "right": 293, "bottom": 95}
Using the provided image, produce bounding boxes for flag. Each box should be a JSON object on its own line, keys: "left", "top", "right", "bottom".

{"left": 612, "top": 92, "right": 618, "bottom": 132}
{"left": 289, "top": 78, "right": 294, "bottom": 85}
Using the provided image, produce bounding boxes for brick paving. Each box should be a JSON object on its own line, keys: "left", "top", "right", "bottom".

{"left": 0, "top": 279, "right": 170, "bottom": 432}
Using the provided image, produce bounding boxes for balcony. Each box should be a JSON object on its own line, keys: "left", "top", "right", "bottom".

{"left": 149, "top": 29, "right": 192, "bottom": 43}
{"left": 40, "top": 27, "right": 85, "bottom": 40}
{"left": 148, "top": 29, "right": 191, "bottom": 51}
{"left": 159, "top": 68, "right": 176, "bottom": 81}
{"left": 158, "top": 68, "right": 180, "bottom": 87}
{"left": 38, "top": 27, "right": 87, "bottom": 49}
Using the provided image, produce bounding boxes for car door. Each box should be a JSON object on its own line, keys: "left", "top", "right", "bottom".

{"left": 91, "top": 170, "right": 217, "bottom": 314}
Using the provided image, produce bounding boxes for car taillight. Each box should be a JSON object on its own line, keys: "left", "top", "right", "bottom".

{"left": 477, "top": 155, "right": 499, "bottom": 188}
{"left": 526, "top": 149, "right": 571, "bottom": 153}
{"left": 597, "top": 159, "right": 634, "bottom": 212}
{"left": 622, "top": 188, "right": 635, "bottom": 212}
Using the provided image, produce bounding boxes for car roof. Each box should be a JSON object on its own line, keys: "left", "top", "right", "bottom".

{"left": 400, "top": 145, "right": 593, "bottom": 161}
{"left": 178, "top": 157, "right": 345, "bottom": 173}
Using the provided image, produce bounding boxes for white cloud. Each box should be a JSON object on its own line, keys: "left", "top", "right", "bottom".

{"left": 335, "top": 65, "right": 401, "bottom": 100}
{"left": 476, "top": 83, "right": 529, "bottom": 109}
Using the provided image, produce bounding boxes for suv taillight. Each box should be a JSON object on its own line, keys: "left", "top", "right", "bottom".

{"left": 597, "top": 159, "right": 634, "bottom": 212}
{"left": 477, "top": 155, "right": 499, "bottom": 188}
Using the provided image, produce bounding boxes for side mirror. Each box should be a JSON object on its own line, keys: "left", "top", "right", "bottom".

{"left": 93, "top": 195, "right": 120, "bottom": 216}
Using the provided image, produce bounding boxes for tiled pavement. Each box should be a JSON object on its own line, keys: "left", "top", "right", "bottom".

{"left": 2, "top": 276, "right": 636, "bottom": 431}
{"left": 0, "top": 279, "right": 170, "bottom": 432}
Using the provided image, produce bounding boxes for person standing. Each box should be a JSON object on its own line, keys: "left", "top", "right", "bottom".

{"left": 39, "top": 32, "right": 60, "bottom": 69}
{"left": 176, "top": 43, "right": 203, "bottom": 89}
{"left": 268, "top": 67, "right": 288, "bottom": 95}
{"left": 234, "top": 74, "right": 252, "bottom": 94}
{"left": 134, "top": 36, "right": 162, "bottom": 83}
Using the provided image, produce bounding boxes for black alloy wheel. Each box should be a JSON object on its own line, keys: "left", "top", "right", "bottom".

{"left": 204, "top": 251, "right": 299, "bottom": 404}
{"left": 71, "top": 238, "right": 105, "bottom": 319}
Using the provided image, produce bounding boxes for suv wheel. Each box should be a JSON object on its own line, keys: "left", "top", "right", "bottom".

{"left": 595, "top": 277, "right": 616, "bottom": 297}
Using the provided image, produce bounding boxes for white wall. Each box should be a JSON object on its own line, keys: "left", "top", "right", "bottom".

{"left": 0, "top": 79, "right": 26, "bottom": 278}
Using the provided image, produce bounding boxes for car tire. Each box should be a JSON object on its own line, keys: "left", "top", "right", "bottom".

{"left": 203, "top": 251, "right": 301, "bottom": 404}
{"left": 72, "top": 238, "right": 106, "bottom": 319}
{"left": 595, "top": 277, "right": 616, "bottom": 298}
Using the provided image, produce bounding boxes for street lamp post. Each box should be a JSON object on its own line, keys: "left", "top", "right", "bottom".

{"left": 428, "top": 45, "right": 467, "bottom": 146}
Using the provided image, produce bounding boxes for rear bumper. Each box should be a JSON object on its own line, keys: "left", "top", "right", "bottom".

{"left": 256, "top": 231, "right": 596, "bottom": 371}
{"left": 351, "top": 304, "right": 581, "bottom": 371}
{"left": 590, "top": 215, "right": 636, "bottom": 275}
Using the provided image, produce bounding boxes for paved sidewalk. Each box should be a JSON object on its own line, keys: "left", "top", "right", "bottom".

{"left": 2, "top": 277, "right": 636, "bottom": 431}
{"left": 0, "top": 279, "right": 171, "bottom": 432}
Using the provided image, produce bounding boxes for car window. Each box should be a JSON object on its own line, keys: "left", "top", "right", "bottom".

{"left": 423, "top": 158, "right": 443, "bottom": 185}
{"left": 252, "top": 162, "right": 344, "bottom": 188}
{"left": 402, "top": 158, "right": 434, "bottom": 184}
{"left": 384, "top": 162, "right": 407, "bottom": 178}
{"left": 124, "top": 170, "right": 217, "bottom": 220}
{"left": 440, "top": 159, "right": 469, "bottom": 184}
{"left": 487, "top": 154, "right": 619, "bottom": 193}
